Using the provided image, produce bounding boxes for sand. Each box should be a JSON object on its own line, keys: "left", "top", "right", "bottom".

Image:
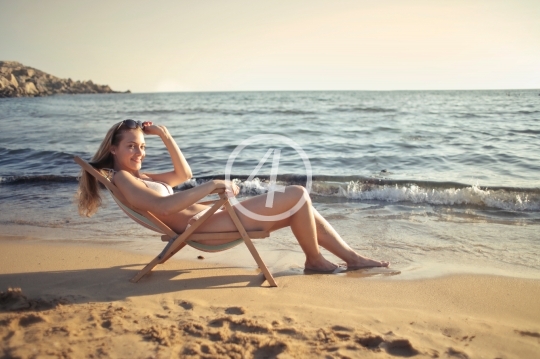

{"left": 1, "top": 236, "right": 539, "bottom": 359}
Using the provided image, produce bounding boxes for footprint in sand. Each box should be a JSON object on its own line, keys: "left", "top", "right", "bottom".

{"left": 330, "top": 325, "right": 354, "bottom": 340}
{"left": 177, "top": 300, "right": 193, "bottom": 310}
{"left": 382, "top": 338, "right": 420, "bottom": 357}
{"left": 225, "top": 306, "right": 246, "bottom": 315}
{"left": 18, "top": 313, "right": 48, "bottom": 327}
{"left": 356, "top": 332, "right": 384, "bottom": 349}
{"left": 446, "top": 347, "right": 470, "bottom": 359}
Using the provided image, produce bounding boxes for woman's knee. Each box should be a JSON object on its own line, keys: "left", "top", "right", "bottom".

{"left": 286, "top": 185, "right": 311, "bottom": 206}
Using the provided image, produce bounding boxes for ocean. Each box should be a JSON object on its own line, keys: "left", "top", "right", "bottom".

{"left": 1, "top": 90, "right": 539, "bottom": 279}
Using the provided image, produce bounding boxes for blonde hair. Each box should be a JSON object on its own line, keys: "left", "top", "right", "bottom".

{"left": 76, "top": 122, "right": 142, "bottom": 217}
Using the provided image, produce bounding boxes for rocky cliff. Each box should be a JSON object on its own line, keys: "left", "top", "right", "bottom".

{"left": 0, "top": 61, "right": 130, "bottom": 98}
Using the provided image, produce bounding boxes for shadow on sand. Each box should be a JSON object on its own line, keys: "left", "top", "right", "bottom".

{"left": 0, "top": 264, "right": 271, "bottom": 311}
{"left": 0, "top": 262, "right": 401, "bottom": 312}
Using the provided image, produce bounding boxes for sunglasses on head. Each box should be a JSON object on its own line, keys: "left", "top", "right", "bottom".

{"left": 116, "top": 119, "right": 144, "bottom": 132}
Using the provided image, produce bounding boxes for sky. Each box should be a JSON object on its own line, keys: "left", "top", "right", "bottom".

{"left": 1, "top": 0, "right": 539, "bottom": 92}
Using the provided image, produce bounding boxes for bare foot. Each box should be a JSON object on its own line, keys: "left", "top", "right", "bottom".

{"left": 346, "top": 255, "right": 390, "bottom": 269}
{"left": 305, "top": 255, "right": 339, "bottom": 272}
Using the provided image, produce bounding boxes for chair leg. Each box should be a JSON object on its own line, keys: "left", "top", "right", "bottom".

{"left": 130, "top": 240, "right": 188, "bottom": 283}
{"left": 130, "top": 195, "right": 278, "bottom": 287}
{"left": 157, "top": 197, "right": 227, "bottom": 262}
{"left": 130, "top": 256, "right": 162, "bottom": 283}
{"left": 159, "top": 241, "right": 187, "bottom": 264}
{"left": 222, "top": 199, "right": 278, "bottom": 287}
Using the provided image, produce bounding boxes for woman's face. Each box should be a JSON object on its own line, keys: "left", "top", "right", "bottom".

{"left": 111, "top": 130, "right": 145, "bottom": 172}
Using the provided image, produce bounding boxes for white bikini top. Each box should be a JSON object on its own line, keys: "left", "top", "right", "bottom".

{"left": 137, "top": 177, "right": 173, "bottom": 197}
{"left": 104, "top": 169, "right": 173, "bottom": 197}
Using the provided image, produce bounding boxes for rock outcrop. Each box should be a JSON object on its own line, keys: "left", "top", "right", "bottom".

{"left": 0, "top": 61, "right": 130, "bottom": 98}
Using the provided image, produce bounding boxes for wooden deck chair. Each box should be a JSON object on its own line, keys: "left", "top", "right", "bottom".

{"left": 74, "top": 156, "right": 278, "bottom": 287}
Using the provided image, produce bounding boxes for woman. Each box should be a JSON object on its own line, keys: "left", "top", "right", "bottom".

{"left": 77, "top": 120, "right": 389, "bottom": 272}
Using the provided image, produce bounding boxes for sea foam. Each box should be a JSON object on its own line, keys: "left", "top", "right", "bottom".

{"left": 339, "top": 182, "right": 540, "bottom": 211}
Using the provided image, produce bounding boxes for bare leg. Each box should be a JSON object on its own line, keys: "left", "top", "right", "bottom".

{"left": 286, "top": 189, "right": 339, "bottom": 272}
{"left": 189, "top": 185, "right": 337, "bottom": 271}
{"left": 184, "top": 185, "right": 388, "bottom": 271}
{"left": 312, "top": 208, "right": 389, "bottom": 268}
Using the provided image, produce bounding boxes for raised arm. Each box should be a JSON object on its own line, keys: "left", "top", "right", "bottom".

{"left": 142, "top": 122, "right": 193, "bottom": 187}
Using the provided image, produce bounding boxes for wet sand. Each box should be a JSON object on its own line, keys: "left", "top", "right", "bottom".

{"left": 1, "top": 236, "right": 539, "bottom": 358}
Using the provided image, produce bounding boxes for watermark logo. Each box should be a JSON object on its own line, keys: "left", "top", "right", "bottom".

{"left": 225, "top": 134, "right": 312, "bottom": 221}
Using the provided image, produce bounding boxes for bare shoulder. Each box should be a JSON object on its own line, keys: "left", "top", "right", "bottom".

{"left": 110, "top": 170, "right": 163, "bottom": 211}
{"left": 113, "top": 170, "right": 144, "bottom": 190}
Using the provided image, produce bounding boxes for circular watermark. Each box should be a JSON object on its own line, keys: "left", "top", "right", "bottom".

{"left": 225, "top": 134, "right": 312, "bottom": 221}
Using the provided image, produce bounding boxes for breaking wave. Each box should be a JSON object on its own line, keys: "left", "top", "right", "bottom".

{"left": 184, "top": 177, "right": 540, "bottom": 212}
{"left": 2, "top": 173, "right": 538, "bottom": 212}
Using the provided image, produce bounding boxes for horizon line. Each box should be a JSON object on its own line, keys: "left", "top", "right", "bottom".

{"left": 135, "top": 88, "right": 540, "bottom": 94}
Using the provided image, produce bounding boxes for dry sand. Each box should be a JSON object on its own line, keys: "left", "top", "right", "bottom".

{"left": 1, "top": 236, "right": 539, "bottom": 359}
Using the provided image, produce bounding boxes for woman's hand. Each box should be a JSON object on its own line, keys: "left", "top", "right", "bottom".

{"left": 213, "top": 180, "right": 240, "bottom": 198}
{"left": 141, "top": 121, "right": 169, "bottom": 137}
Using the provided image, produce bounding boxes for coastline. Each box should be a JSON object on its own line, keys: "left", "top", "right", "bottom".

{"left": 0, "top": 61, "right": 130, "bottom": 98}
{"left": 1, "top": 236, "right": 539, "bottom": 358}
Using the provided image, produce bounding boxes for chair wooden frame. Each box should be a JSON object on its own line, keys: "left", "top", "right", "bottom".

{"left": 74, "top": 156, "right": 278, "bottom": 287}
